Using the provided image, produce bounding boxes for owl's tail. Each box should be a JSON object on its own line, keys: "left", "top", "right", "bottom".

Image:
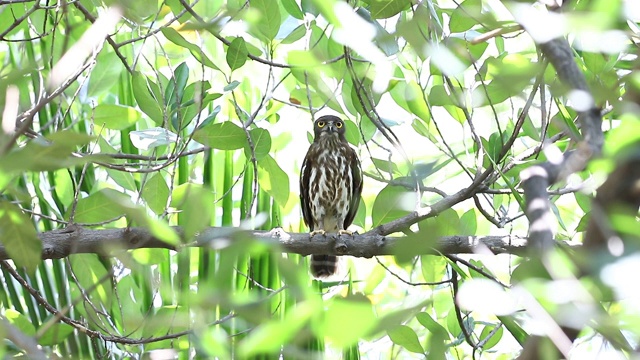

{"left": 310, "top": 255, "right": 338, "bottom": 278}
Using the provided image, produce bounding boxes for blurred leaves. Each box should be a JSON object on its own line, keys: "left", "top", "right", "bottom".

{"left": 0, "top": 0, "right": 638, "bottom": 359}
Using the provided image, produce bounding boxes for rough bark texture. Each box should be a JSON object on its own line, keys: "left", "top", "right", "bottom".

{"left": 0, "top": 225, "right": 575, "bottom": 260}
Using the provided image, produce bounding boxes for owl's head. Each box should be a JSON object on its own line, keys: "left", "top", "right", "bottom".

{"left": 313, "top": 115, "right": 346, "bottom": 140}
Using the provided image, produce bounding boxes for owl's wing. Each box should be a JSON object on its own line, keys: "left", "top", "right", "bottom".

{"left": 300, "top": 149, "right": 314, "bottom": 231}
{"left": 344, "top": 147, "right": 363, "bottom": 229}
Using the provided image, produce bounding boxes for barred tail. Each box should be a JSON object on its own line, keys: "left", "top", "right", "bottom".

{"left": 310, "top": 255, "right": 338, "bottom": 278}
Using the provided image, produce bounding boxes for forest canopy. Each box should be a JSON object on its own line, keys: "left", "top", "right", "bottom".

{"left": 1, "top": 0, "right": 639, "bottom": 359}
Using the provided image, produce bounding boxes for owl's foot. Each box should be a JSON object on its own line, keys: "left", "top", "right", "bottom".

{"left": 309, "top": 229, "right": 326, "bottom": 237}
{"left": 338, "top": 229, "right": 354, "bottom": 236}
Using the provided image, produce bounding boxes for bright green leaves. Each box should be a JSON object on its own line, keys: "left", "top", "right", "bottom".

{"left": 0, "top": 131, "right": 96, "bottom": 174}
{"left": 387, "top": 325, "right": 424, "bottom": 354}
{"left": 316, "top": 294, "right": 377, "bottom": 348}
{"left": 70, "top": 189, "right": 179, "bottom": 245}
{"left": 132, "top": 71, "right": 164, "bottom": 124}
{"left": 4, "top": 309, "right": 35, "bottom": 336}
{"left": 250, "top": 0, "right": 281, "bottom": 41}
{"left": 171, "top": 183, "right": 215, "bottom": 241}
{"left": 194, "top": 121, "right": 246, "bottom": 150}
{"left": 372, "top": 185, "right": 412, "bottom": 227}
{"left": 282, "top": 0, "right": 304, "bottom": 20}
{"left": 194, "top": 120, "right": 284, "bottom": 206}
{"left": 226, "top": 37, "right": 249, "bottom": 71}
{"left": 416, "top": 312, "right": 448, "bottom": 359}
{"left": 71, "top": 189, "right": 129, "bottom": 223}
{"left": 142, "top": 173, "right": 170, "bottom": 215}
{"left": 0, "top": 201, "right": 41, "bottom": 273}
{"left": 93, "top": 104, "right": 141, "bottom": 130}
{"left": 246, "top": 127, "right": 272, "bottom": 161}
{"left": 257, "top": 155, "right": 290, "bottom": 207}
{"left": 479, "top": 323, "right": 504, "bottom": 350}
{"left": 239, "top": 299, "right": 316, "bottom": 356}
{"left": 70, "top": 254, "right": 113, "bottom": 307}
{"left": 38, "top": 323, "right": 74, "bottom": 346}
{"left": 476, "top": 54, "right": 541, "bottom": 106}
{"left": 449, "top": 0, "right": 482, "bottom": 33}
{"left": 161, "top": 27, "right": 219, "bottom": 70}
{"left": 369, "top": 0, "right": 411, "bottom": 19}
{"left": 88, "top": 50, "right": 124, "bottom": 97}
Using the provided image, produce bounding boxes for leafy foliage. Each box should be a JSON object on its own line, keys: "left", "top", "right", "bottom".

{"left": 0, "top": 0, "right": 639, "bottom": 359}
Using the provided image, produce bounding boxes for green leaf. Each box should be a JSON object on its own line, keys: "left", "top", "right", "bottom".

{"left": 132, "top": 71, "right": 164, "bottom": 124}
{"left": 239, "top": 300, "right": 316, "bottom": 356}
{"left": 170, "top": 183, "right": 215, "bottom": 241}
{"left": 161, "top": 27, "right": 220, "bottom": 70}
{"left": 71, "top": 189, "right": 127, "bottom": 223}
{"left": 244, "top": 127, "right": 271, "bottom": 161}
{"left": 281, "top": 24, "right": 307, "bottom": 44}
{"left": 404, "top": 82, "right": 431, "bottom": 123}
{"left": 420, "top": 255, "right": 447, "bottom": 283}
{"left": 479, "top": 324, "right": 503, "bottom": 350}
{"left": 250, "top": 0, "right": 281, "bottom": 41}
{"left": 5, "top": 309, "right": 35, "bottom": 336}
{"left": 193, "top": 121, "right": 246, "bottom": 150}
{"left": 459, "top": 209, "right": 477, "bottom": 235}
{"left": 93, "top": 104, "right": 141, "bottom": 130}
{"left": 257, "top": 155, "right": 290, "bottom": 207}
{"left": 142, "top": 173, "right": 170, "bottom": 215}
{"left": 370, "top": 0, "right": 410, "bottom": 19}
{"left": 372, "top": 185, "right": 412, "bottom": 227}
{"left": 0, "top": 132, "right": 98, "bottom": 173}
{"left": 224, "top": 80, "right": 241, "bottom": 92}
{"left": 282, "top": 0, "right": 304, "bottom": 19}
{"left": 106, "top": 168, "right": 138, "bottom": 192}
{"left": 316, "top": 294, "right": 377, "bottom": 348}
{"left": 449, "top": 0, "right": 482, "bottom": 33}
{"left": 0, "top": 201, "right": 41, "bottom": 273}
{"left": 343, "top": 119, "right": 361, "bottom": 146}
{"left": 69, "top": 254, "right": 113, "bottom": 306}
{"left": 165, "top": 62, "right": 190, "bottom": 107}
{"left": 88, "top": 50, "right": 124, "bottom": 97}
{"left": 387, "top": 325, "right": 424, "bottom": 354}
{"left": 38, "top": 323, "right": 75, "bottom": 346}
{"left": 497, "top": 315, "right": 528, "bottom": 346}
{"left": 416, "top": 312, "right": 448, "bottom": 338}
{"left": 226, "top": 37, "right": 249, "bottom": 71}
{"left": 371, "top": 158, "right": 398, "bottom": 174}
{"left": 428, "top": 85, "right": 455, "bottom": 106}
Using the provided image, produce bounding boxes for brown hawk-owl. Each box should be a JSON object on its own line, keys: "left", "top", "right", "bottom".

{"left": 300, "top": 115, "right": 363, "bottom": 278}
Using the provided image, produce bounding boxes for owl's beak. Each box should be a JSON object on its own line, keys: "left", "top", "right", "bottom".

{"left": 326, "top": 124, "right": 336, "bottom": 133}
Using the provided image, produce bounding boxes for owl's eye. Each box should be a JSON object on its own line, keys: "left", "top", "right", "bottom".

{"left": 317, "top": 121, "right": 326, "bottom": 128}
{"left": 335, "top": 121, "right": 343, "bottom": 128}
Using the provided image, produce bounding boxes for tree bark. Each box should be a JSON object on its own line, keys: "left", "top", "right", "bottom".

{"left": 0, "top": 225, "right": 580, "bottom": 260}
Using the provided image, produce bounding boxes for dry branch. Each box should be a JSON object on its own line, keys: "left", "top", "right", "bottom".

{"left": 0, "top": 226, "right": 580, "bottom": 261}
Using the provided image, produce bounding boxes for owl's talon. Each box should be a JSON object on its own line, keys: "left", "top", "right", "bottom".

{"left": 309, "top": 230, "right": 326, "bottom": 237}
{"left": 338, "top": 229, "right": 353, "bottom": 236}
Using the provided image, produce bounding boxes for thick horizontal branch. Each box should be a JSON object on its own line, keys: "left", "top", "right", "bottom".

{"left": 0, "top": 226, "right": 580, "bottom": 261}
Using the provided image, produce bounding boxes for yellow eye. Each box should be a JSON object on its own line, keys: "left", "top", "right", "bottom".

{"left": 317, "top": 121, "right": 326, "bottom": 128}
{"left": 335, "top": 121, "right": 343, "bottom": 128}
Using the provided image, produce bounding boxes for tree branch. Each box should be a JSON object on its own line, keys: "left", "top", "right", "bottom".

{"left": 0, "top": 226, "right": 581, "bottom": 261}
